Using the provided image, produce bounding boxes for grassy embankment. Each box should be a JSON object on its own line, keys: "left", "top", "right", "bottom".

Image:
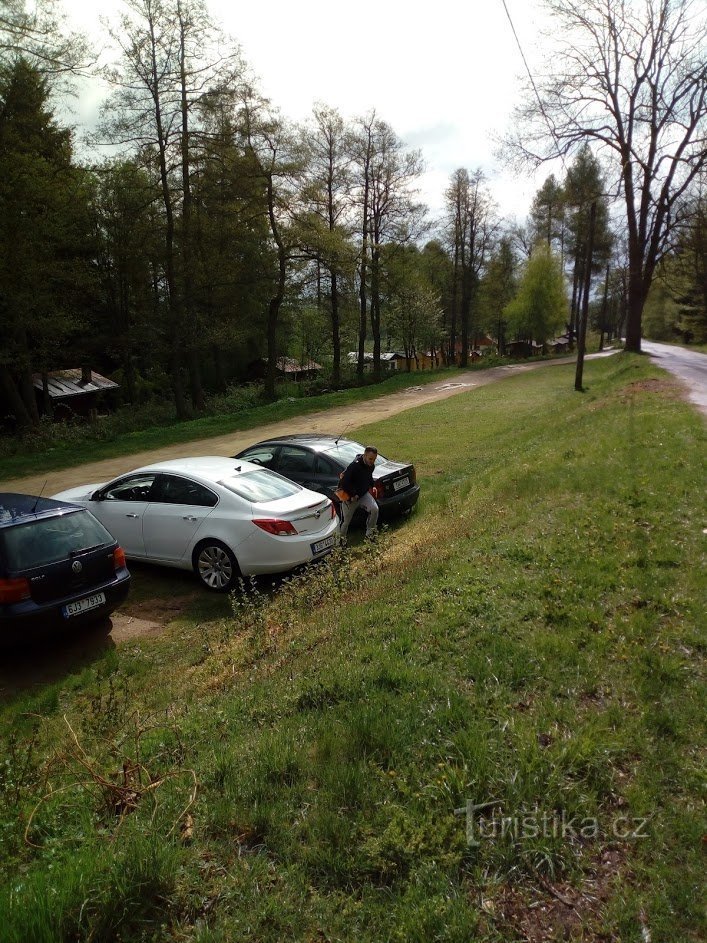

{"left": 0, "top": 353, "right": 704, "bottom": 942}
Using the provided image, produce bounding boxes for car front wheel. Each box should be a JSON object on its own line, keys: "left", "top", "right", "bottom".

{"left": 193, "top": 540, "right": 239, "bottom": 592}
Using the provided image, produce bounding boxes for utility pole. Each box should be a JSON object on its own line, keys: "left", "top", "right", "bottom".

{"left": 575, "top": 201, "right": 596, "bottom": 392}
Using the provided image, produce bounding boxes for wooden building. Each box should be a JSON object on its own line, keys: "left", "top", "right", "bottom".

{"left": 32, "top": 368, "right": 119, "bottom": 420}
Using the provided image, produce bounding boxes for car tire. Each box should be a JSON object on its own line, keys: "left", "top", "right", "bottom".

{"left": 193, "top": 540, "right": 240, "bottom": 592}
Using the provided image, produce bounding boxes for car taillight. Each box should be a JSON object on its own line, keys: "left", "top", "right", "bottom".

{"left": 253, "top": 519, "right": 298, "bottom": 536}
{"left": 410, "top": 466, "right": 416, "bottom": 483}
{"left": 329, "top": 501, "right": 337, "bottom": 519}
{"left": 113, "top": 546, "right": 127, "bottom": 570}
{"left": 0, "top": 577, "right": 31, "bottom": 604}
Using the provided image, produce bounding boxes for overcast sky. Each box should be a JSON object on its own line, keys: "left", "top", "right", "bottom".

{"left": 63, "top": 0, "right": 551, "bottom": 223}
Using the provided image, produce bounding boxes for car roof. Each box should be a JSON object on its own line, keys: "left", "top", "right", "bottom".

{"left": 243, "top": 435, "right": 362, "bottom": 452}
{"left": 0, "top": 493, "right": 85, "bottom": 528}
{"left": 130, "top": 456, "right": 263, "bottom": 484}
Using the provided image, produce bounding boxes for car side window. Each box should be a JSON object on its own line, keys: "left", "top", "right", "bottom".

{"left": 103, "top": 474, "right": 157, "bottom": 501}
{"left": 240, "top": 447, "right": 278, "bottom": 469}
{"left": 152, "top": 474, "right": 218, "bottom": 507}
{"left": 277, "top": 446, "right": 317, "bottom": 476}
{"left": 315, "top": 455, "right": 337, "bottom": 476}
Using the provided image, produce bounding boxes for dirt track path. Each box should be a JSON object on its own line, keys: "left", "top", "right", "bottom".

{"left": 5, "top": 355, "right": 613, "bottom": 497}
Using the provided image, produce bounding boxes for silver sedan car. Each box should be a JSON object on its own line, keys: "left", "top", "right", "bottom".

{"left": 53, "top": 457, "right": 339, "bottom": 591}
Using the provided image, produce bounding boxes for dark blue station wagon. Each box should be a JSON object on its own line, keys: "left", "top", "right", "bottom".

{"left": 0, "top": 493, "right": 130, "bottom": 639}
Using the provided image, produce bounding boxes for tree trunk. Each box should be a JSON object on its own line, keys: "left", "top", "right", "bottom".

{"left": 330, "top": 269, "right": 340, "bottom": 387}
{"left": 0, "top": 365, "right": 34, "bottom": 428}
{"left": 575, "top": 202, "right": 596, "bottom": 391}
{"left": 264, "top": 174, "right": 286, "bottom": 401}
{"left": 178, "top": 6, "right": 204, "bottom": 412}
{"left": 371, "top": 244, "right": 381, "bottom": 382}
{"left": 624, "top": 257, "right": 644, "bottom": 352}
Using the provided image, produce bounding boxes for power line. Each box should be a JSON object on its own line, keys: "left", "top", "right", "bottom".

{"left": 499, "top": 0, "right": 568, "bottom": 173}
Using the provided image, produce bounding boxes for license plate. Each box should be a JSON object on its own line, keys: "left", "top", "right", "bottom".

{"left": 63, "top": 592, "right": 106, "bottom": 618}
{"left": 311, "top": 535, "right": 336, "bottom": 554}
{"left": 393, "top": 476, "right": 410, "bottom": 491}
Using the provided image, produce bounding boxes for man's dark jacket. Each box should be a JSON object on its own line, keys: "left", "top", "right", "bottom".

{"left": 340, "top": 455, "right": 374, "bottom": 499}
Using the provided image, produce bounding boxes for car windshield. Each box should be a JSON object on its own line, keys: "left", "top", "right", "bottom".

{"left": 323, "top": 441, "right": 387, "bottom": 466}
{"left": 221, "top": 469, "right": 302, "bottom": 503}
{"left": 2, "top": 510, "right": 114, "bottom": 570}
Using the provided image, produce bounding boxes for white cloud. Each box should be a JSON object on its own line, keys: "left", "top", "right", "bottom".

{"left": 62, "top": 0, "right": 549, "bottom": 220}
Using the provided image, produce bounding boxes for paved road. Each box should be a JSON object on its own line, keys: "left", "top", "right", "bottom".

{"left": 642, "top": 340, "right": 707, "bottom": 416}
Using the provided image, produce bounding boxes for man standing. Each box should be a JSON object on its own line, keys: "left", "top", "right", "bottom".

{"left": 337, "top": 445, "right": 380, "bottom": 539}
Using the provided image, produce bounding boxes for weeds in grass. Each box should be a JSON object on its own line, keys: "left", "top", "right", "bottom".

{"left": 0, "top": 719, "right": 41, "bottom": 808}
{"left": 228, "top": 575, "right": 270, "bottom": 654}
{"left": 25, "top": 713, "right": 197, "bottom": 849}
{"left": 85, "top": 670, "right": 131, "bottom": 739}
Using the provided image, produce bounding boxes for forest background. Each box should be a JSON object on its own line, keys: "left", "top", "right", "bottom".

{"left": 0, "top": 0, "right": 705, "bottom": 436}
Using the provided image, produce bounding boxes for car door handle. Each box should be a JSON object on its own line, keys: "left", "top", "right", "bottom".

{"left": 125, "top": 513, "right": 139, "bottom": 518}
{"left": 183, "top": 515, "right": 198, "bottom": 522}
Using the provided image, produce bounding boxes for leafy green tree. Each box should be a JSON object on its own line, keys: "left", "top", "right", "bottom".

{"left": 388, "top": 282, "right": 443, "bottom": 371}
{"left": 478, "top": 237, "right": 519, "bottom": 349}
{"left": 239, "top": 86, "right": 305, "bottom": 400}
{"left": 529, "top": 174, "right": 565, "bottom": 254}
{"left": 385, "top": 246, "right": 444, "bottom": 369}
{"left": 420, "top": 239, "right": 453, "bottom": 358}
{"left": 190, "top": 94, "right": 271, "bottom": 390}
{"left": 644, "top": 192, "right": 707, "bottom": 343}
{"left": 352, "top": 115, "right": 426, "bottom": 380}
{"left": 563, "top": 145, "right": 613, "bottom": 337}
{"left": 0, "top": 58, "right": 96, "bottom": 426}
{"left": 298, "top": 104, "right": 356, "bottom": 386}
{"left": 444, "top": 168, "right": 496, "bottom": 366}
{"left": 93, "top": 159, "right": 165, "bottom": 404}
{"left": 99, "top": 0, "right": 243, "bottom": 415}
{"left": 503, "top": 243, "right": 568, "bottom": 344}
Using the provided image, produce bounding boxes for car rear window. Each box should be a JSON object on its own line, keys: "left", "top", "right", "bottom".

{"left": 221, "top": 469, "right": 302, "bottom": 503}
{"left": 323, "top": 442, "right": 387, "bottom": 465}
{"left": 1, "top": 510, "right": 115, "bottom": 570}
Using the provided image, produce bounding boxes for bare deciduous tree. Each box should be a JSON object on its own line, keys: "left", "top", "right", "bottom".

{"left": 507, "top": 0, "right": 707, "bottom": 352}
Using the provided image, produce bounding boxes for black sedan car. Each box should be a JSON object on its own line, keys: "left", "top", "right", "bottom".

{"left": 234, "top": 435, "right": 420, "bottom": 521}
{"left": 0, "top": 493, "right": 130, "bottom": 639}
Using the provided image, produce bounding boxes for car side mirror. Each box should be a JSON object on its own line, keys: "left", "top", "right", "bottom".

{"left": 90, "top": 490, "right": 103, "bottom": 501}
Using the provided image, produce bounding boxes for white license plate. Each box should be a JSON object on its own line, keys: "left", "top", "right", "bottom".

{"left": 311, "top": 535, "right": 336, "bottom": 554}
{"left": 393, "top": 476, "right": 410, "bottom": 491}
{"left": 63, "top": 592, "right": 106, "bottom": 618}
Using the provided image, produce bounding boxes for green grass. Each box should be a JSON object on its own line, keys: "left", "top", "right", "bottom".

{"left": 0, "top": 353, "right": 704, "bottom": 942}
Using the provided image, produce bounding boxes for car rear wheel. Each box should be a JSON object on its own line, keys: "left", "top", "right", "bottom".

{"left": 193, "top": 540, "right": 240, "bottom": 592}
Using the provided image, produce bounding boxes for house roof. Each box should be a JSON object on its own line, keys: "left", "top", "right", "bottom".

{"left": 271, "top": 357, "right": 322, "bottom": 373}
{"left": 32, "top": 369, "right": 119, "bottom": 399}
{"left": 347, "top": 351, "right": 405, "bottom": 362}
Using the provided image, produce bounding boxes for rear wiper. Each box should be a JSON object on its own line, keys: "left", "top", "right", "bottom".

{"left": 70, "top": 544, "right": 104, "bottom": 557}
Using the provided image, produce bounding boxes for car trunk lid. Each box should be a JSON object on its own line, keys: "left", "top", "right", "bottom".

{"left": 251, "top": 495, "right": 333, "bottom": 536}
{"left": 372, "top": 461, "right": 416, "bottom": 499}
{"left": 20, "top": 549, "right": 115, "bottom": 604}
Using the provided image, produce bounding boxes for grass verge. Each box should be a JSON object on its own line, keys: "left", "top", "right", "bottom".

{"left": 0, "top": 353, "right": 704, "bottom": 942}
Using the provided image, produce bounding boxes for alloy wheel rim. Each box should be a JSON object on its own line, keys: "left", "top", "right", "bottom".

{"left": 198, "top": 545, "right": 233, "bottom": 589}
